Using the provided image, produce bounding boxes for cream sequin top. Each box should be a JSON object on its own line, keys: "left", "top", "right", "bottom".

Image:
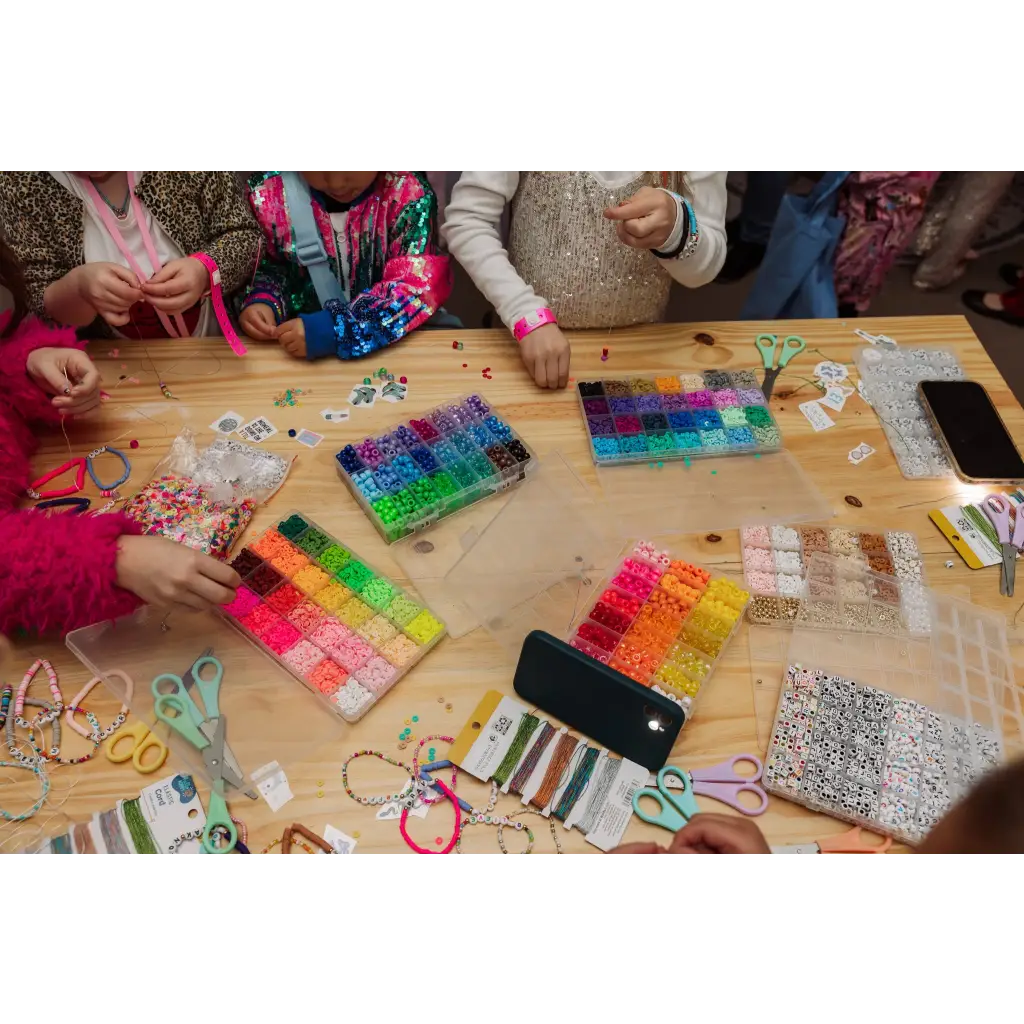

{"left": 443, "top": 171, "right": 728, "bottom": 331}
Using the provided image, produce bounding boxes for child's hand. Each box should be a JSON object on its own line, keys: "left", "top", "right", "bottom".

{"left": 239, "top": 304, "right": 278, "bottom": 341}
{"left": 72, "top": 262, "right": 143, "bottom": 326}
{"left": 26, "top": 346, "right": 103, "bottom": 415}
{"left": 143, "top": 257, "right": 209, "bottom": 315}
{"left": 520, "top": 323, "right": 570, "bottom": 389}
{"left": 611, "top": 814, "right": 771, "bottom": 854}
{"left": 603, "top": 186, "right": 678, "bottom": 251}
{"left": 275, "top": 318, "right": 307, "bottom": 358}
{"left": 116, "top": 536, "right": 241, "bottom": 613}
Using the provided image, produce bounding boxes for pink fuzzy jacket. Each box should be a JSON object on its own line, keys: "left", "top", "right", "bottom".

{"left": 0, "top": 311, "right": 142, "bottom": 638}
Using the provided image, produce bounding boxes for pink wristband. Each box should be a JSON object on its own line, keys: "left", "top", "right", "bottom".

{"left": 512, "top": 308, "right": 557, "bottom": 342}
{"left": 188, "top": 252, "right": 248, "bottom": 357}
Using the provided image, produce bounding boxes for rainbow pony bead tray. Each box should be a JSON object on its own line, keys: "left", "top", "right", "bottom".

{"left": 576, "top": 370, "right": 783, "bottom": 465}
{"left": 220, "top": 512, "right": 446, "bottom": 722}
{"left": 335, "top": 393, "right": 537, "bottom": 543}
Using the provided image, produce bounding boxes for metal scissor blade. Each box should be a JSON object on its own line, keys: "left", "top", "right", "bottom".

{"left": 198, "top": 719, "right": 257, "bottom": 798}
{"left": 181, "top": 646, "right": 214, "bottom": 692}
{"left": 761, "top": 368, "right": 780, "bottom": 402}
{"left": 1005, "top": 546, "right": 1017, "bottom": 597}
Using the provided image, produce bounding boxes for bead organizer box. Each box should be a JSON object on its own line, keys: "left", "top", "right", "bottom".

{"left": 742, "top": 523, "right": 927, "bottom": 626}
{"left": 855, "top": 345, "right": 965, "bottom": 479}
{"left": 220, "top": 513, "right": 447, "bottom": 722}
{"left": 335, "top": 394, "right": 537, "bottom": 543}
{"left": 576, "top": 370, "right": 783, "bottom": 465}
{"left": 567, "top": 541, "right": 750, "bottom": 721}
{"left": 764, "top": 664, "right": 1002, "bottom": 844}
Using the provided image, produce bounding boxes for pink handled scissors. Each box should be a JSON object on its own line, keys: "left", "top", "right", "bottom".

{"left": 638, "top": 753, "right": 769, "bottom": 832}
{"left": 981, "top": 494, "right": 1024, "bottom": 596}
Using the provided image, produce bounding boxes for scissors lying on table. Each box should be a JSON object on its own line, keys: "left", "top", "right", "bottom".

{"left": 151, "top": 651, "right": 256, "bottom": 854}
{"left": 633, "top": 754, "right": 769, "bottom": 832}
{"left": 772, "top": 826, "right": 892, "bottom": 854}
{"left": 755, "top": 333, "right": 806, "bottom": 402}
{"left": 981, "top": 494, "right": 1023, "bottom": 596}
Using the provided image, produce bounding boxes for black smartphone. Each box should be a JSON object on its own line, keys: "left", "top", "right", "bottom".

{"left": 919, "top": 380, "right": 1024, "bottom": 483}
{"left": 512, "top": 630, "right": 683, "bottom": 770}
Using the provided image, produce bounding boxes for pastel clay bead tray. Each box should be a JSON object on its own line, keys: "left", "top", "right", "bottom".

{"left": 566, "top": 540, "right": 750, "bottom": 729}
{"left": 335, "top": 393, "right": 537, "bottom": 543}
{"left": 220, "top": 512, "right": 446, "bottom": 722}
{"left": 576, "top": 370, "right": 782, "bottom": 465}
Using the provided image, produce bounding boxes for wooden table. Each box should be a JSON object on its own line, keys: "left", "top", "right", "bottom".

{"left": 6, "top": 315, "right": 1021, "bottom": 855}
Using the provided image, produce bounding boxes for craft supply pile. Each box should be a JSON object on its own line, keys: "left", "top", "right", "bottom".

{"left": 5, "top": 327, "right": 1024, "bottom": 856}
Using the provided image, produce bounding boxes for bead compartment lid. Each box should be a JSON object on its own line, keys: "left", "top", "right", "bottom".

{"left": 575, "top": 369, "right": 783, "bottom": 466}
{"left": 334, "top": 393, "right": 538, "bottom": 545}
{"left": 219, "top": 510, "right": 447, "bottom": 723}
{"left": 854, "top": 345, "right": 965, "bottom": 480}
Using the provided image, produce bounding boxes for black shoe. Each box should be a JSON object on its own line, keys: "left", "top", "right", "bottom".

{"left": 717, "top": 238, "right": 766, "bottom": 283}
{"left": 998, "top": 262, "right": 1023, "bottom": 287}
{"left": 962, "top": 289, "right": 1024, "bottom": 327}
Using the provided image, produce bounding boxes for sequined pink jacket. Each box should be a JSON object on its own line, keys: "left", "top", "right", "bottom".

{"left": 241, "top": 172, "right": 452, "bottom": 360}
{"left": 0, "top": 312, "right": 141, "bottom": 638}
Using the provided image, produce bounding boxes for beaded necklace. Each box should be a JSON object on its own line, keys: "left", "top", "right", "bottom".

{"left": 0, "top": 758, "right": 50, "bottom": 823}
{"left": 86, "top": 446, "right": 131, "bottom": 497}
{"left": 410, "top": 735, "right": 458, "bottom": 803}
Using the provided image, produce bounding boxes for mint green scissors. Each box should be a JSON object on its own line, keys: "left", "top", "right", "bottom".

{"left": 151, "top": 653, "right": 251, "bottom": 853}
{"left": 754, "top": 334, "right": 806, "bottom": 402}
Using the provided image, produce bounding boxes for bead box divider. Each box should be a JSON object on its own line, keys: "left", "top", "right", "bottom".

{"left": 335, "top": 392, "right": 538, "bottom": 544}
{"left": 220, "top": 511, "right": 447, "bottom": 722}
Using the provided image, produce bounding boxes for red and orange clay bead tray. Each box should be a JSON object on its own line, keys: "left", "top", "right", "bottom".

{"left": 567, "top": 540, "right": 750, "bottom": 726}
{"left": 220, "top": 512, "right": 446, "bottom": 723}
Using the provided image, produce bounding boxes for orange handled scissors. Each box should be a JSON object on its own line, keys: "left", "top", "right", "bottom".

{"left": 104, "top": 720, "right": 168, "bottom": 775}
{"left": 772, "top": 825, "right": 892, "bottom": 854}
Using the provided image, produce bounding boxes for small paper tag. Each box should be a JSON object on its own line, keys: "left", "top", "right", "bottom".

{"left": 457, "top": 695, "right": 531, "bottom": 782}
{"left": 857, "top": 380, "right": 873, "bottom": 407}
{"left": 348, "top": 384, "right": 378, "bottom": 408}
{"left": 799, "top": 399, "right": 835, "bottom": 432}
{"left": 585, "top": 758, "right": 650, "bottom": 852}
{"left": 818, "top": 385, "right": 852, "bottom": 413}
{"left": 379, "top": 381, "right": 408, "bottom": 403}
{"left": 295, "top": 429, "right": 324, "bottom": 448}
{"left": 320, "top": 408, "right": 350, "bottom": 422}
{"left": 139, "top": 774, "right": 206, "bottom": 855}
{"left": 814, "top": 360, "right": 849, "bottom": 384}
{"left": 323, "top": 825, "right": 358, "bottom": 854}
{"left": 209, "top": 410, "right": 244, "bottom": 435}
{"left": 238, "top": 416, "right": 279, "bottom": 443}
{"left": 848, "top": 442, "right": 876, "bottom": 465}
{"left": 854, "top": 328, "right": 897, "bottom": 347}
{"left": 251, "top": 760, "right": 293, "bottom": 812}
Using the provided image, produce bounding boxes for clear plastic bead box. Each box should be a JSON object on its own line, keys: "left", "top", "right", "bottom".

{"left": 335, "top": 393, "right": 538, "bottom": 544}
{"left": 855, "top": 345, "right": 965, "bottom": 479}
{"left": 220, "top": 511, "right": 447, "bottom": 722}
{"left": 575, "top": 369, "right": 783, "bottom": 466}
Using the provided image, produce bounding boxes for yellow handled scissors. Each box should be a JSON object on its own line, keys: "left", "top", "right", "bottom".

{"left": 755, "top": 334, "right": 806, "bottom": 402}
{"left": 104, "top": 720, "right": 168, "bottom": 775}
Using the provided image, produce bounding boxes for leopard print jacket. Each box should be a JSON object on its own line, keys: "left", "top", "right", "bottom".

{"left": 0, "top": 172, "right": 261, "bottom": 330}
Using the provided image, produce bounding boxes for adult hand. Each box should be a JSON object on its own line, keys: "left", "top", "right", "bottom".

{"left": 26, "top": 346, "right": 103, "bottom": 415}
{"left": 275, "top": 318, "right": 307, "bottom": 358}
{"left": 116, "top": 536, "right": 241, "bottom": 613}
{"left": 239, "top": 303, "right": 278, "bottom": 341}
{"left": 142, "top": 256, "right": 209, "bottom": 314}
{"left": 666, "top": 814, "right": 771, "bottom": 854}
{"left": 72, "top": 262, "right": 143, "bottom": 326}
{"left": 519, "top": 323, "right": 569, "bottom": 389}
{"left": 603, "top": 186, "right": 678, "bottom": 251}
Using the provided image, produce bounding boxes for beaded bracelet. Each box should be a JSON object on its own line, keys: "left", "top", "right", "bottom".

{"left": 400, "top": 776, "right": 461, "bottom": 855}
{"left": 457, "top": 812, "right": 535, "bottom": 854}
{"left": 497, "top": 808, "right": 563, "bottom": 854}
{"left": 342, "top": 749, "right": 418, "bottom": 806}
{"left": 15, "top": 658, "right": 63, "bottom": 726}
{"left": 261, "top": 834, "right": 316, "bottom": 854}
{"left": 283, "top": 823, "right": 335, "bottom": 854}
{"left": 27, "top": 705, "right": 101, "bottom": 765}
{"left": 6, "top": 696, "right": 57, "bottom": 764}
{"left": 0, "top": 758, "right": 50, "bottom": 822}
{"left": 86, "top": 446, "right": 131, "bottom": 497}
{"left": 410, "top": 735, "right": 458, "bottom": 804}
{"left": 169, "top": 828, "right": 205, "bottom": 853}
{"left": 65, "top": 671, "right": 132, "bottom": 740}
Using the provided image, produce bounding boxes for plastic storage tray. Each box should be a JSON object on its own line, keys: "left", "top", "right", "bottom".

{"left": 566, "top": 540, "right": 750, "bottom": 724}
{"left": 335, "top": 393, "right": 537, "bottom": 543}
{"left": 742, "top": 523, "right": 925, "bottom": 625}
{"left": 220, "top": 512, "right": 446, "bottom": 722}
{"left": 855, "top": 345, "right": 964, "bottom": 479}
{"left": 576, "top": 369, "right": 782, "bottom": 465}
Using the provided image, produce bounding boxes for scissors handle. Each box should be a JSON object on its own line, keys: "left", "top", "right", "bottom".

{"left": 754, "top": 334, "right": 778, "bottom": 370}
{"left": 190, "top": 656, "right": 223, "bottom": 720}
{"left": 776, "top": 335, "right": 807, "bottom": 368}
{"left": 104, "top": 721, "right": 168, "bottom": 774}
{"left": 690, "top": 753, "right": 764, "bottom": 785}
{"left": 982, "top": 495, "right": 1012, "bottom": 545}
{"left": 151, "top": 673, "right": 204, "bottom": 727}
{"left": 816, "top": 826, "right": 892, "bottom": 854}
{"left": 690, "top": 779, "right": 769, "bottom": 816}
{"left": 632, "top": 765, "right": 700, "bottom": 832}
{"left": 153, "top": 693, "right": 209, "bottom": 750}
{"left": 201, "top": 783, "right": 238, "bottom": 854}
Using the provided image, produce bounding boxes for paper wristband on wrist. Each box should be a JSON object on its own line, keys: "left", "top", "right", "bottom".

{"left": 653, "top": 194, "right": 699, "bottom": 260}
{"left": 512, "top": 308, "right": 557, "bottom": 342}
{"left": 188, "top": 252, "right": 248, "bottom": 357}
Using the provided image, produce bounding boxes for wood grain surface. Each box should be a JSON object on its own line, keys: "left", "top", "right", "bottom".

{"left": 4, "top": 315, "right": 1021, "bottom": 855}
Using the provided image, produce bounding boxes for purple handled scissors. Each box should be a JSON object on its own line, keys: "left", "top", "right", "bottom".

{"left": 981, "top": 494, "right": 1024, "bottom": 597}
{"left": 637, "top": 753, "right": 768, "bottom": 832}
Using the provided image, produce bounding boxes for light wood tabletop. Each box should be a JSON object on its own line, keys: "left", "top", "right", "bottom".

{"left": 5, "top": 314, "right": 1022, "bottom": 854}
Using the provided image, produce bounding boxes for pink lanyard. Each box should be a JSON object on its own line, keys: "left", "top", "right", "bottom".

{"left": 81, "top": 171, "right": 189, "bottom": 339}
